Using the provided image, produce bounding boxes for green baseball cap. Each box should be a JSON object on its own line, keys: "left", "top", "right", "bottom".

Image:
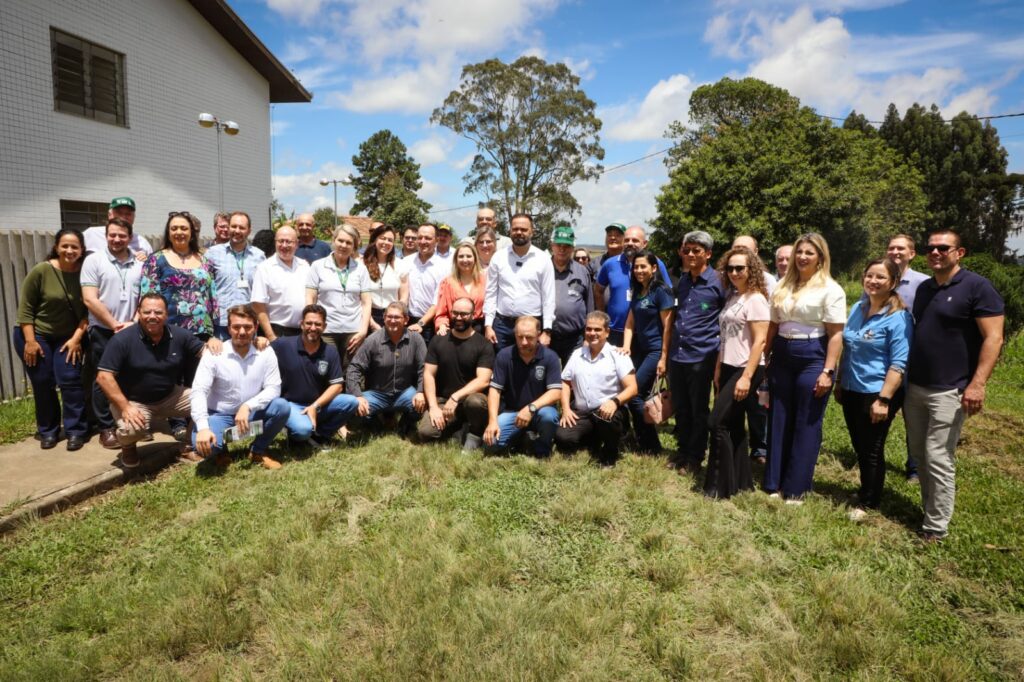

{"left": 109, "top": 196, "right": 136, "bottom": 210}
{"left": 551, "top": 225, "right": 575, "bottom": 246}
{"left": 604, "top": 222, "right": 626, "bottom": 233}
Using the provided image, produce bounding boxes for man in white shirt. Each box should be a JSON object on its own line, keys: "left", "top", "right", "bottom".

{"left": 251, "top": 225, "right": 310, "bottom": 340}
{"left": 206, "top": 211, "right": 266, "bottom": 340}
{"left": 82, "top": 197, "right": 153, "bottom": 260}
{"left": 191, "top": 305, "right": 290, "bottom": 469}
{"left": 81, "top": 216, "right": 144, "bottom": 449}
{"left": 483, "top": 213, "right": 556, "bottom": 350}
{"left": 400, "top": 223, "right": 445, "bottom": 343}
{"left": 555, "top": 311, "right": 638, "bottom": 465}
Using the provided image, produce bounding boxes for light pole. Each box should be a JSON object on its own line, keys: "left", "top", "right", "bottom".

{"left": 198, "top": 113, "right": 239, "bottom": 211}
{"left": 319, "top": 176, "right": 353, "bottom": 227}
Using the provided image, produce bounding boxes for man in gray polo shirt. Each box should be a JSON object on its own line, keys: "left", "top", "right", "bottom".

{"left": 550, "top": 226, "right": 594, "bottom": 366}
{"left": 81, "top": 216, "right": 144, "bottom": 449}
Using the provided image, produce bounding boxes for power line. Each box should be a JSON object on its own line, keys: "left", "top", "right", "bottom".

{"left": 815, "top": 109, "right": 1024, "bottom": 125}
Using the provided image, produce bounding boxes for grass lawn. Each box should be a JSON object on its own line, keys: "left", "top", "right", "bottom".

{"left": 0, "top": 397, "right": 36, "bottom": 445}
{"left": 1, "top": 338, "right": 1022, "bottom": 680}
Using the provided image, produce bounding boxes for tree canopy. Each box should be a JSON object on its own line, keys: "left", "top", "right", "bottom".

{"left": 350, "top": 130, "right": 431, "bottom": 225}
{"left": 653, "top": 78, "right": 927, "bottom": 272}
{"left": 432, "top": 56, "right": 605, "bottom": 238}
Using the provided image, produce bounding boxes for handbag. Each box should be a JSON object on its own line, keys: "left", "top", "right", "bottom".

{"left": 643, "top": 378, "right": 673, "bottom": 425}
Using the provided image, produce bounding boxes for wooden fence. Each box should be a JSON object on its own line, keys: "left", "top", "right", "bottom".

{"left": 0, "top": 231, "right": 162, "bottom": 401}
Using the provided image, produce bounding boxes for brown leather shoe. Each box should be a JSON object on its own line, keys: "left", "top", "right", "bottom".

{"left": 178, "top": 448, "right": 203, "bottom": 464}
{"left": 120, "top": 445, "right": 140, "bottom": 468}
{"left": 214, "top": 453, "right": 232, "bottom": 468}
{"left": 99, "top": 428, "right": 120, "bottom": 450}
{"left": 250, "top": 452, "right": 282, "bottom": 470}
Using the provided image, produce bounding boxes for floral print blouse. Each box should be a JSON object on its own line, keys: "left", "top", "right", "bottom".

{"left": 140, "top": 251, "right": 218, "bottom": 337}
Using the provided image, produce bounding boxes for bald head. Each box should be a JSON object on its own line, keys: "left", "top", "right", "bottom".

{"left": 732, "top": 235, "right": 758, "bottom": 254}
{"left": 295, "top": 213, "right": 316, "bottom": 244}
{"left": 623, "top": 226, "right": 647, "bottom": 260}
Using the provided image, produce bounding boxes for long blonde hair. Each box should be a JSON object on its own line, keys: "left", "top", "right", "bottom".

{"left": 771, "top": 232, "right": 834, "bottom": 309}
{"left": 450, "top": 242, "right": 482, "bottom": 283}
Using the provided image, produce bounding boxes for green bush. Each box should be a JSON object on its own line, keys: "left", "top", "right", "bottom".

{"left": 909, "top": 254, "right": 1024, "bottom": 333}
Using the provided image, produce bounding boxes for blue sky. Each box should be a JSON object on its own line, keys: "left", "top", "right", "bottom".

{"left": 231, "top": 0, "right": 1024, "bottom": 247}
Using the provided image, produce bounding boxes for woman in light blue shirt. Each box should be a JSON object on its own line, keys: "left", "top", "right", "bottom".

{"left": 836, "top": 258, "right": 913, "bottom": 519}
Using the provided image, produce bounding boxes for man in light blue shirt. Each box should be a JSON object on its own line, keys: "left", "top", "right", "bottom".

{"left": 206, "top": 211, "right": 266, "bottom": 340}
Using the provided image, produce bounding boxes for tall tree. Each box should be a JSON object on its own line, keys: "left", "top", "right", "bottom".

{"left": 376, "top": 172, "right": 430, "bottom": 228}
{"left": 653, "top": 78, "right": 926, "bottom": 272}
{"left": 313, "top": 207, "right": 337, "bottom": 241}
{"left": 431, "top": 56, "right": 605, "bottom": 234}
{"left": 350, "top": 130, "right": 432, "bottom": 220}
{"left": 842, "top": 110, "right": 875, "bottom": 136}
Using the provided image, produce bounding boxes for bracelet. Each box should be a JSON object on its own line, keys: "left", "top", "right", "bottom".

{"left": 610, "top": 397, "right": 621, "bottom": 407}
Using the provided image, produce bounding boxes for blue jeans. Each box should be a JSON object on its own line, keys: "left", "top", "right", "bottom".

{"left": 491, "top": 314, "right": 518, "bottom": 352}
{"left": 485, "top": 406, "right": 559, "bottom": 456}
{"left": 668, "top": 352, "right": 717, "bottom": 466}
{"left": 190, "top": 399, "right": 290, "bottom": 456}
{"left": 361, "top": 386, "right": 418, "bottom": 417}
{"left": 764, "top": 337, "right": 830, "bottom": 498}
{"left": 12, "top": 327, "right": 88, "bottom": 439}
{"left": 284, "top": 395, "right": 359, "bottom": 441}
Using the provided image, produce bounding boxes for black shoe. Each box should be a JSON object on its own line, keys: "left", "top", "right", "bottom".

{"left": 171, "top": 426, "right": 190, "bottom": 443}
{"left": 67, "top": 435, "right": 86, "bottom": 451}
{"left": 40, "top": 435, "right": 59, "bottom": 450}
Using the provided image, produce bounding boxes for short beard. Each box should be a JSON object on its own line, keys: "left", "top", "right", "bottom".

{"left": 452, "top": 318, "right": 471, "bottom": 333}
{"left": 511, "top": 235, "right": 530, "bottom": 247}
{"left": 623, "top": 246, "right": 638, "bottom": 261}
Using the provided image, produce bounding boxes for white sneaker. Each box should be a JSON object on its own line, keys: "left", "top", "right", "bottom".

{"left": 784, "top": 499, "right": 804, "bottom": 506}
{"left": 767, "top": 492, "right": 781, "bottom": 500}
{"left": 848, "top": 507, "right": 868, "bottom": 522}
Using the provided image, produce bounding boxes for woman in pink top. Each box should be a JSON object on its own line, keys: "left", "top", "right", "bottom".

{"left": 704, "top": 245, "right": 770, "bottom": 499}
{"left": 432, "top": 242, "right": 486, "bottom": 335}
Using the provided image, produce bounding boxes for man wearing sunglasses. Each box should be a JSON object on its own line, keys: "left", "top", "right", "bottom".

{"left": 904, "top": 230, "right": 1004, "bottom": 543}
{"left": 293, "top": 212, "right": 332, "bottom": 263}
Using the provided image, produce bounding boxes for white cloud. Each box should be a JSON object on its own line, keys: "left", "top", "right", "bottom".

{"left": 451, "top": 153, "right": 476, "bottom": 170}
{"left": 272, "top": 161, "right": 355, "bottom": 215}
{"left": 409, "top": 134, "right": 454, "bottom": 166}
{"left": 271, "top": 120, "right": 292, "bottom": 135}
{"left": 266, "top": 0, "right": 327, "bottom": 24}
{"left": 520, "top": 46, "right": 546, "bottom": 59}
{"left": 604, "top": 74, "right": 696, "bottom": 142}
{"left": 324, "top": 58, "right": 456, "bottom": 114}
{"left": 990, "top": 37, "right": 1024, "bottom": 60}
{"left": 563, "top": 57, "right": 595, "bottom": 80}
{"left": 569, "top": 153, "right": 669, "bottom": 245}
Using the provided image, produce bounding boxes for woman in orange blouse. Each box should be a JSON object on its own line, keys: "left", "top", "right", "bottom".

{"left": 432, "top": 242, "right": 486, "bottom": 336}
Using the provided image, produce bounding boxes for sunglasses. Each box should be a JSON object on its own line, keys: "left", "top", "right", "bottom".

{"left": 680, "top": 247, "right": 704, "bottom": 255}
{"left": 574, "top": 255, "right": 590, "bottom": 262}
{"left": 168, "top": 211, "right": 193, "bottom": 218}
{"left": 725, "top": 265, "right": 748, "bottom": 273}
{"left": 927, "top": 244, "right": 954, "bottom": 253}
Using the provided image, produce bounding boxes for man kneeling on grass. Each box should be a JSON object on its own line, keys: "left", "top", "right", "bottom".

{"left": 483, "top": 316, "right": 562, "bottom": 456}
{"left": 345, "top": 301, "right": 427, "bottom": 435}
{"left": 417, "top": 297, "right": 495, "bottom": 449}
{"left": 97, "top": 293, "right": 210, "bottom": 469}
{"left": 191, "top": 305, "right": 289, "bottom": 469}
{"left": 271, "top": 303, "right": 359, "bottom": 448}
{"left": 555, "top": 311, "right": 637, "bottom": 466}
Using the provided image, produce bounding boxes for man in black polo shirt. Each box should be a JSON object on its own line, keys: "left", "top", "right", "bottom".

{"left": 271, "top": 304, "right": 360, "bottom": 446}
{"left": 417, "top": 297, "right": 495, "bottom": 449}
{"left": 484, "top": 316, "right": 562, "bottom": 456}
{"left": 904, "top": 229, "right": 1004, "bottom": 542}
{"left": 96, "top": 294, "right": 207, "bottom": 468}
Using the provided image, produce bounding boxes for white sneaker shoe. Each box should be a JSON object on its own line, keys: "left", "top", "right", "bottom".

{"left": 784, "top": 498, "right": 804, "bottom": 506}
{"left": 848, "top": 507, "right": 868, "bottom": 522}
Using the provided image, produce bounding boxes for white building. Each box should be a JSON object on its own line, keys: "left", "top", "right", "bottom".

{"left": 0, "top": 0, "right": 310, "bottom": 236}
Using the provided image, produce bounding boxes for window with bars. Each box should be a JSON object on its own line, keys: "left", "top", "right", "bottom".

{"left": 51, "top": 28, "right": 127, "bottom": 126}
{"left": 59, "top": 200, "right": 109, "bottom": 232}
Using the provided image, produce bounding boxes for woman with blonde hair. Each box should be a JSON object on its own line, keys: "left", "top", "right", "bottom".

{"left": 432, "top": 242, "right": 486, "bottom": 336}
{"left": 704, "top": 245, "right": 770, "bottom": 499}
{"left": 836, "top": 258, "right": 912, "bottom": 520}
{"left": 306, "top": 223, "right": 372, "bottom": 366}
{"left": 764, "top": 233, "right": 846, "bottom": 503}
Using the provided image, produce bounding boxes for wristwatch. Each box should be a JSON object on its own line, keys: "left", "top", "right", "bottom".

{"left": 822, "top": 368, "right": 836, "bottom": 378}
{"left": 610, "top": 397, "right": 621, "bottom": 407}
{"left": 877, "top": 396, "right": 891, "bottom": 406}
{"left": 528, "top": 403, "right": 538, "bottom": 414}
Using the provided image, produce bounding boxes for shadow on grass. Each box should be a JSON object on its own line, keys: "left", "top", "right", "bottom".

{"left": 812, "top": 477, "right": 922, "bottom": 532}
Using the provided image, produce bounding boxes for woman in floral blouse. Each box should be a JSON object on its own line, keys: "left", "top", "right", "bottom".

{"left": 140, "top": 211, "right": 218, "bottom": 339}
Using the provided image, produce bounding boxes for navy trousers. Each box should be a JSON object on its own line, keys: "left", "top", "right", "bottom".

{"left": 12, "top": 327, "right": 88, "bottom": 439}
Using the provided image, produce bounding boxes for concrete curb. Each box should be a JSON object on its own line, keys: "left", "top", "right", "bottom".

{"left": 0, "top": 442, "right": 182, "bottom": 535}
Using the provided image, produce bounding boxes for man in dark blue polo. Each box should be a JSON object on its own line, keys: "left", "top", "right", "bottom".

{"left": 668, "top": 230, "right": 726, "bottom": 472}
{"left": 484, "top": 316, "right": 562, "bottom": 456}
{"left": 904, "top": 229, "right": 1004, "bottom": 542}
{"left": 550, "top": 226, "right": 594, "bottom": 366}
{"left": 594, "top": 225, "right": 670, "bottom": 347}
{"left": 96, "top": 293, "right": 207, "bottom": 468}
{"left": 270, "top": 304, "right": 359, "bottom": 446}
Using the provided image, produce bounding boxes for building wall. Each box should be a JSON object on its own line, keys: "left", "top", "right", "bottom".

{"left": 0, "top": 0, "right": 274, "bottom": 237}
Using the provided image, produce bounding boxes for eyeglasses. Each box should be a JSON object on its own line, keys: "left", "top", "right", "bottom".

{"left": 451, "top": 311, "right": 473, "bottom": 318}
{"left": 680, "top": 247, "right": 704, "bottom": 255}
{"left": 574, "top": 255, "right": 590, "bottom": 262}
{"left": 927, "top": 244, "right": 954, "bottom": 253}
{"left": 725, "top": 265, "right": 748, "bottom": 273}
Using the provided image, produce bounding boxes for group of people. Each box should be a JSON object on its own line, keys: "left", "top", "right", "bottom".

{"left": 14, "top": 196, "right": 1004, "bottom": 541}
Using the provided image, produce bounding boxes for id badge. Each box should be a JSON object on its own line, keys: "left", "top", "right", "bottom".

{"left": 120, "top": 288, "right": 130, "bottom": 301}
{"left": 238, "top": 278, "right": 250, "bottom": 289}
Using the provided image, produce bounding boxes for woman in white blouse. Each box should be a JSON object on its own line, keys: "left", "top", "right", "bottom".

{"left": 764, "top": 233, "right": 846, "bottom": 503}
{"left": 306, "top": 223, "right": 372, "bottom": 367}
{"left": 362, "top": 224, "right": 407, "bottom": 331}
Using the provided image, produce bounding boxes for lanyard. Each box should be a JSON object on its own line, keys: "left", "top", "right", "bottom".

{"left": 232, "top": 247, "right": 247, "bottom": 276}
{"left": 113, "top": 256, "right": 132, "bottom": 291}
{"left": 335, "top": 259, "right": 352, "bottom": 291}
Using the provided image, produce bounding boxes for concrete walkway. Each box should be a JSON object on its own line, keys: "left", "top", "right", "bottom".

{"left": 0, "top": 433, "right": 182, "bottom": 533}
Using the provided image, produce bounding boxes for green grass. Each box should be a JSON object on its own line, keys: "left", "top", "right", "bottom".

{"left": 0, "top": 398, "right": 35, "bottom": 445}
{"left": 1, "top": 343, "right": 1023, "bottom": 679}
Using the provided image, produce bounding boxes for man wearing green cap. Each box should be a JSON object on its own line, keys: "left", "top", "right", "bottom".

{"left": 82, "top": 197, "right": 153, "bottom": 260}
{"left": 550, "top": 226, "right": 594, "bottom": 366}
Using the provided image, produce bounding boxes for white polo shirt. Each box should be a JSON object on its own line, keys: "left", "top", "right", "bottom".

{"left": 80, "top": 248, "right": 143, "bottom": 329}
{"left": 250, "top": 254, "right": 310, "bottom": 329}
{"left": 562, "top": 342, "right": 635, "bottom": 413}
{"left": 400, "top": 252, "right": 446, "bottom": 318}
{"left": 83, "top": 226, "right": 153, "bottom": 258}
{"left": 190, "top": 343, "right": 281, "bottom": 431}
{"left": 306, "top": 255, "right": 371, "bottom": 333}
